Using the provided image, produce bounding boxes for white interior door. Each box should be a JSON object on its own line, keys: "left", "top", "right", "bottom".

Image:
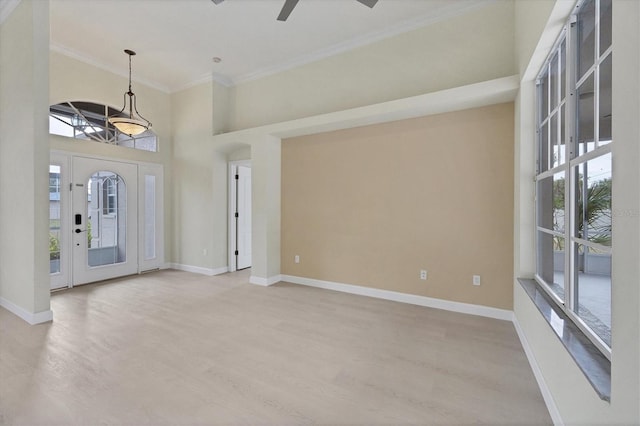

{"left": 236, "top": 165, "right": 252, "bottom": 270}
{"left": 72, "top": 157, "right": 138, "bottom": 285}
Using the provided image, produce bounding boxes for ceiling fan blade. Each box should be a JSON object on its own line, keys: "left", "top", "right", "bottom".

{"left": 356, "top": 0, "right": 379, "bottom": 8}
{"left": 211, "top": 0, "right": 225, "bottom": 4}
{"left": 277, "top": 0, "right": 300, "bottom": 21}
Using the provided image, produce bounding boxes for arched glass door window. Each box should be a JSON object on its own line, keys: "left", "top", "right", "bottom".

{"left": 49, "top": 101, "right": 157, "bottom": 152}
{"left": 103, "top": 176, "right": 118, "bottom": 215}
{"left": 87, "top": 171, "right": 127, "bottom": 267}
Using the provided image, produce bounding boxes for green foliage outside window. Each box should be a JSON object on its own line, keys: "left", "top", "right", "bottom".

{"left": 552, "top": 176, "right": 612, "bottom": 249}
{"left": 49, "top": 233, "right": 60, "bottom": 261}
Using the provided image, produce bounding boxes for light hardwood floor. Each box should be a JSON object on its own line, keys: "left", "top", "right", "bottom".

{"left": 0, "top": 270, "right": 551, "bottom": 425}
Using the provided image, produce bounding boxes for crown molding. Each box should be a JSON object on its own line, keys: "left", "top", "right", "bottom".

{"left": 48, "top": 0, "right": 494, "bottom": 92}
{"left": 51, "top": 42, "right": 233, "bottom": 94}
{"left": 175, "top": 0, "right": 494, "bottom": 89}
{"left": 0, "top": 0, "right": 21, "bottom": 25}
{"left": 231, "top": 0, "right": 495, "bottom": 86}
{"left": 171, "top": 73, "right": 213, "bottom": 93}
{"left": 50, "top": 42, "right": 172, "bottom": 94}
{"left": 173, "top": 71, "right": 233, "bottom": 93}
{"left": 211, "top": 72, "right": 234, "bottom": 88}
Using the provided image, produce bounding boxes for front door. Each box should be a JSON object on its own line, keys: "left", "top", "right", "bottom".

{"left": 72, "top": 157, "right": 138, "bottom": 285}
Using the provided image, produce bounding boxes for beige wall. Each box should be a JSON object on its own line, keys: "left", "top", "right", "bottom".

{"left": 0, "top": 0, "right": 50, "bottom": 316}
{"left": 282, "top": 103, "right": 514, "bottom": 310}
{"left": 230, "top": 1, "right": 515, "bottom": 131}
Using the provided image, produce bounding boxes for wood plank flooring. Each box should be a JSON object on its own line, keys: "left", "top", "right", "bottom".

{"left": 0, "top": 269, "right": 551, "bottom": 425}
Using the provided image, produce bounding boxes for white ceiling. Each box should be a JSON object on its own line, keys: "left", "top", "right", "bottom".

{"left": 48, "top": 0, "right": 492, "bottom": 93}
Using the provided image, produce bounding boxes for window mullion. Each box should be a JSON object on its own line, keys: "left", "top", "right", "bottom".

{"left": 594, "top": 0, "right": 601, "bottom": 149}
{"left": 565, "top": 16, "right": 578, "bottom": 313}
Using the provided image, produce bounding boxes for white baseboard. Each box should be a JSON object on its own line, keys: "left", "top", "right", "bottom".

{"left": 513, "top": 316, "right": 563, "bottom": 426}
{"left": 250, "top": 275, "right": 282, "bottom": 286}
{"left": 279, "top": 275, "right": 560, "bottom": 421}
{"left": 0, "top": 297, "right": 53, "bottom": 325}
{"left": 210, "top": 266, "right": 230, "bottom": 276}
{"left": 280, "top": 275, "right": 513, "bottom": 321}
{"left": 168, "top": 263, "right": 229, "bottom": 277}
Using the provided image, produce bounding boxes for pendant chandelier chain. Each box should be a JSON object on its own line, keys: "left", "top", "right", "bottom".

{"left": 108, "top": 49, "right": 152, "bottom": 136}
{"left": 128, "top": 53, "right": 133, "bottom": 95}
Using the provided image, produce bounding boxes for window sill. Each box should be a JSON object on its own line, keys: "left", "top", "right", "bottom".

{"left": 517, "top": 278, "right": 611, "bottom": 401}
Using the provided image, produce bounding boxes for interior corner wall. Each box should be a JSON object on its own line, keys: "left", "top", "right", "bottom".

{"left": 513, "top": 1, "right": 640, "bottom": 424}
{"left": 514, "top": 0, "right": 557, "bottom": 77}
{"left": 282, "top": 102, "right": 515, "bottom": 310}
{"left": 171, "top": 82, "right": 228, "bottom": 271}
{"left": 212, "top": 81, "right": 232, "bottom": 135}
{"left": 0, "top": 0, "right": 51, "bottom": 316}
{"left": 250, "top": 135, "right": 281, "bottom": 281}
{"left": 230, "top": 1, "right": 516, "bottom": 131}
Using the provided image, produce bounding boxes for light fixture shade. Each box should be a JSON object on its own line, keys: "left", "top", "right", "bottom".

{"left": 109, "top": 116, "right": 149, "bottom": 136}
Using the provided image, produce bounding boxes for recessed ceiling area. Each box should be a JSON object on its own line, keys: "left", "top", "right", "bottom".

{"left": 49, "top": 0, "right": 493, "bottom": 92}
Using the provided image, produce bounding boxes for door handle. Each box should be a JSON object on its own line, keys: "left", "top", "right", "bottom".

{"left": 75, "top": 229, "right": 86, "bottom": 234}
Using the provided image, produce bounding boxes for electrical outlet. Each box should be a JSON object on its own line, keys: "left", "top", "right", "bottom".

{"left": 294, "top": 255, "right": 300, "bottom": 264}
{"left": 473, "top": 275, "right": 481, "bottom": 286}
{"left": 203, "top": 248, "right": 207, "bottom": 256}
{"left": 420, "top": 270, "right": 427, "bottom": 280}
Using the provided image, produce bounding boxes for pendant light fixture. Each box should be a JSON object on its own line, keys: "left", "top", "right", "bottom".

{"left": 108, "top": 49, "right": 151, "bottom": 136}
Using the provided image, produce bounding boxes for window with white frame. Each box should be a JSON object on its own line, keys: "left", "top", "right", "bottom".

{"left": 536, "top": 0, "right": 612, "bottom": 357}
{"left": 102, "top": 176, "right": 117, "bottom": 215}
{"left": 49, "top": 101, "right": 158, "bottom": 152}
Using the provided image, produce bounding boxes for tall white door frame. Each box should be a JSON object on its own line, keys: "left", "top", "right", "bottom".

{"left": 228, "top": 160, "right": 251, "bottom": 272}
{"left": 49, "top": 151, "right": 164, "bottom": 289}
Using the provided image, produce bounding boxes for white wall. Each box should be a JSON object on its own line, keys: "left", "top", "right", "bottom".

{"left": 0, "top": 0, "right": 51, "bottom": 321}
{"left": 50, "top": 53, "right": 232, "bottom": 275}
{"left": 249, "top": 135, "right": 280, "bottom": 282}
{"left": 49, "top": 52, "right": 172, "bottom": 143}
{"left": 513, "top": 0, "right": 560, "bottom": 283}
{"left": 229, "top": 1, "right": 515, "bottom": 130}
{"left": 513, "top": 0, "right": 640, "bottom": 424}
{"left": 171, "top": 82, "right": 229, "bottom": 272}
{"left": 608, "top": 1, "right": 640, "bottom": 420}
{"left": 49, "top": 51, "right": 174, "bottom": 262}
{"left": 212, "top": 80, "right": 232, "bottom": 135}
{"left": 514, "top": 0, "right": 558, "bottom": 78}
